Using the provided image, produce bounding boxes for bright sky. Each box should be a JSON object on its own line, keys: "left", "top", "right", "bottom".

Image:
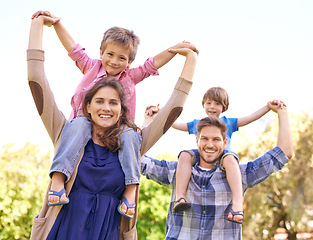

{"left": 1, "top": 0, "right": 313, "bottom": 157}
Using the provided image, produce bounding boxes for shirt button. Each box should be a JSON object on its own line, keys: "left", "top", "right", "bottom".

{"left": 83, "top": 87, "right": 86, "bottom": 90}
{"left": 93, "top": 80, "right": 96, "bottom": 82}
{"left": 203, "top": 211, "right": 206, "bottom": 214}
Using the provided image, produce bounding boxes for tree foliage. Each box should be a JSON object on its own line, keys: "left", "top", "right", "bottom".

{"left": 0, "top": 143, "right": 51, "bottom": 240}
{"left": 137, "top": 153, "right": 175, "bottom": 240}
{"left": 239, "top": 111, "right": 313, "bottom": 239}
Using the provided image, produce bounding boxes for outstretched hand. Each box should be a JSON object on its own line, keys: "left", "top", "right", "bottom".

{"left": 173, "top": 41, "right": 199, "bottom": 55}
{"left": 268, "top": 100, "right": 287, "bottom": 113}
{"left": 141, "top": 104, "right": 160, "bottom": 128}
{"left": 168, "top": 47, "right": 198, "bottom": 58}
{"left": 144, "top": 104, "right": 160, "bottom": 118}
{"left": 31, "top": 10, "right": 60, "bottom": 26}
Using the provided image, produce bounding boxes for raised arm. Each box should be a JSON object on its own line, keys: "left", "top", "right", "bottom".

{"left": 28, "top": 16, "right": 67, "bottom": 145}
{"left": 153, "top": 41, "right": 198, "bottom": 69}
{"left": 32, "top": 11, "right": 76, "bottom": 53}
{"left": 269, "top": 101, "right": 293, "bottom": 159}
{"left": 236, "top": 103, "right": 270, "bottom": 128}
{"left": 140, "top": 48, "right": 197, "bottom": 155}
{"left": 171, "top": 122, "right": 188, "bottom": 131}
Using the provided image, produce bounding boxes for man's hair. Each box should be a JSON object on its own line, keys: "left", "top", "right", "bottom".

{"left": 196, "top": 116, "right": 228, "bottom": 139}
{"left": 202, "top": 87, "right": 229, "bottom": 112}
{"left": 100, "top": 27, "right": 140, "bottom": 62}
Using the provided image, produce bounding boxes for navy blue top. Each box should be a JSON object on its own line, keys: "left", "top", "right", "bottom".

{"left": 47, "top": 139, "right": 126, "bottom": 240}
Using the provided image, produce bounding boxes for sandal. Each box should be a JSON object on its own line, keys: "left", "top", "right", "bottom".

{"left": 226, "top": 208, "right": 244, "bottom": 224}
{"left": 47, "top": 188, "right": 69, "bottom": 206}
{"left": 117, "top": 197, "right": 136, "bottom": 219}
{"left": 173, "top": 197, "right": 191, "bottom": 213}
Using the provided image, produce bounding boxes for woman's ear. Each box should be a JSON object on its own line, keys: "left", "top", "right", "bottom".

{"left": 87, "top": 102, "right": 91, "bottom": 114}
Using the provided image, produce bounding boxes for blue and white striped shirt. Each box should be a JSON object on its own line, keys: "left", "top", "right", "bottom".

{"left": 141, "top": 147, "right": 289, "bottom": 240}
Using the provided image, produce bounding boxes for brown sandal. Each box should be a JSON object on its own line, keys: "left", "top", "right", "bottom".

{"left": 226, "top": 208, "right": 244, "bottom": 224}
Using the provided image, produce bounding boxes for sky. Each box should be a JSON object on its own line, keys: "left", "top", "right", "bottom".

{"left": 1, "top": 0, "right": 313, "bottom": 157}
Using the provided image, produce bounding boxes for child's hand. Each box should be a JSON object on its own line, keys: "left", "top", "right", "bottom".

{"left": 142, "top": 104, "right": 160, "bottom": 128}
{"left": 268, "top": 100, "right": 287, "bottom": 113}
{"left": 31, "top": 11, "right": 60, "bottom": 26}
{"left": 168, "top": 47, "right": 198, "bottom": 58}
{"left": 145, "top": 104, "right": 160, "bottom": 117}
{"left": 171, "top": 41, "right": 199, "bottom": 55}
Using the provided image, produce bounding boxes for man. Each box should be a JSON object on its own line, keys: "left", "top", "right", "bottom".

{"left": 141, "top": 101, "right": 293, "bottom": 240}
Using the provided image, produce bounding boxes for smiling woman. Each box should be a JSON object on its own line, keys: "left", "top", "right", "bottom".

{"left": 27, "top": 13, "right": 197, "bottom": 240}
{"left": 82, "top": 78, "right": 127, "bottom": 148}
{"left": 86, "top": 84, "right": 122, "bottom": 127}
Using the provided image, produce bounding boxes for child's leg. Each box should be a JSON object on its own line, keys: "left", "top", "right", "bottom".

{"left": 48, "top": 172, "right": 67, "bottom": 204}
{"left": 48, "top": 117, "right": 92, "bottom": 204}
{"left": 222, "top": 155, "right": 244, "bottom": 223}
{"left": 174, "top": 151, "right": 193, "bottom": 212}
{"left": 117, "top": 127, "right": 142, "bottom": 217}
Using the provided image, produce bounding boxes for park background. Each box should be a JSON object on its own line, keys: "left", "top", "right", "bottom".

{"left": 1, "top": 0, "right": 313, "bottom": 239}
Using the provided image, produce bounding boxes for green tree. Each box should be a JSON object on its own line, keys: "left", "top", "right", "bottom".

{"left": 240, "top": 111, "right": 313, "bottom": 239}
{"left": 0, "top": 143, "right": 51, "bottom": 240}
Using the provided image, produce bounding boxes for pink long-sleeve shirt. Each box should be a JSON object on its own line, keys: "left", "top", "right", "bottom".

{"left": 68, "top": 44, "right": 159, "bottom": 121}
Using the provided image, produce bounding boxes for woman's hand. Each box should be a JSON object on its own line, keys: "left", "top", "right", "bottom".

{"left": 31, "top": 10, "right": 60, "bottom": 27}
{"left": 168, "top": 47, "right": 198, "bottom": 58}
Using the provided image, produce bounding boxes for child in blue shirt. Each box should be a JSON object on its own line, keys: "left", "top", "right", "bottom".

{"left": 172, "top": 86, "right": 276, "bottom": 223}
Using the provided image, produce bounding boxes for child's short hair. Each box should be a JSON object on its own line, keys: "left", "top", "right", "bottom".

{"left": 202, "top": 87, "right": 229, "bottom": 112}
{"left": 100, "top": 27, "right": 140, "bottom": 62}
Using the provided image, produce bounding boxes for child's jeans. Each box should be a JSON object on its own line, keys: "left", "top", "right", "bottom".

{"left": 49, "top": 116, "right": 142, "bottom": 185}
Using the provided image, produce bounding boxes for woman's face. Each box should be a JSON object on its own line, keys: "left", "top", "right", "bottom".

{"left": 87, "top": 86, "right": 122, "bottom": 129}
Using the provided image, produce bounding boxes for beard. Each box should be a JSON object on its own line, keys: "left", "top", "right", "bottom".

{"left": 200, "top": 152, "right": 223, "bottom": 165}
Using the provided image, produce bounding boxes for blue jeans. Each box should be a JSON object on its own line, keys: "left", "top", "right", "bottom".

{"left": 49, "top": 116, "right": 142, "bottom": 185}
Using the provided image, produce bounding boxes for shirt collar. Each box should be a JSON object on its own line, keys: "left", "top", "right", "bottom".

{"left": 194, "top": 162, "right": 219, "bottom": 173}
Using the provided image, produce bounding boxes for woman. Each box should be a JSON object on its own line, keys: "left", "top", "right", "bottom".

{"left": 28, "top": 15, "right": 197, "bottom": 240}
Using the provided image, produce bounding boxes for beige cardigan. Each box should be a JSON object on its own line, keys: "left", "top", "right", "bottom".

{"left": 27, "top": 49, "right": 193, "bottom": 240}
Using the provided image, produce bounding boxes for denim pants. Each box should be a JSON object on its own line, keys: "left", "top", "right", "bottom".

{"left": 49, "top": 116, "right": 142, "bottom": 185}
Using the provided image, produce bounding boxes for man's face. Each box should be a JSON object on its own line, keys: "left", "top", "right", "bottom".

{"left": 196, "top": 125, "right": 227, "bottom": 169}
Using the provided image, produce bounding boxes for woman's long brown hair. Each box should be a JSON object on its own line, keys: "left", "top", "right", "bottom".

{"left": 82, "top": 77, "right": 140, "bottom": 152}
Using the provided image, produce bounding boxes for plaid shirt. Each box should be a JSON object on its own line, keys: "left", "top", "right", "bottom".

{"left": 141, "top": 147, "right": 289, "bottom": 240}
